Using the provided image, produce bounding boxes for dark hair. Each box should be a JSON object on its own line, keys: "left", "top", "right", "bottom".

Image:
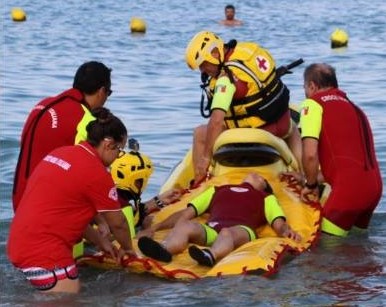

{"left": 86, "top": 107, "right": 127, "bottom": 146}
{"left": 73, "top": 61, "right": 112, "bottom": 95}
{"left": 225, "top": 4, "right": 235, "bottom": 10}
{"left": 304, "top": 63, "right": 339, "bottom": 88}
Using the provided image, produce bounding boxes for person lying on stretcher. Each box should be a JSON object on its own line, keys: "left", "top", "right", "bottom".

{"left": 137, "top": 172, "right": 301, "bottom": 267}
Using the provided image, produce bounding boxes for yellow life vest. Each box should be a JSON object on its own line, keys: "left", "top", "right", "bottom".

{"left": 217, "top": 42, "right": 289, "bottom": 128}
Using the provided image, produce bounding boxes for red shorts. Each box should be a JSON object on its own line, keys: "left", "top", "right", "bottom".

{"left": 322, "top": 173, "right": 382, "bottom": 232}
{"left": 20, "top": 264, "right": 78, "bottom": 291}
{"left": 259, "top": 110, "right": 292, "bottom": 138}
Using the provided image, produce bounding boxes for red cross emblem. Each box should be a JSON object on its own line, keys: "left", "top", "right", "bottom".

{"left": 256, "top": 56, "right": 269, "bottom": 72}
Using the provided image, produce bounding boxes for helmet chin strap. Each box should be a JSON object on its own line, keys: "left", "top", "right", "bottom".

{"left": 220, "top": 41, "right": 238, "bottom": 84}
{"left": 199, "top": 41, "right": 235, "bottom": 118}
{"left": 118, "top": 188, "right": 141, "bottom": 207}
{"left": 215, "top": 40, "right": 235, "bottom": 78}
{"left": 117, "top": 188, "right": 148, "bottom": 227}
{"left": 215, "top": 61, "right": 223, "bottom": 78}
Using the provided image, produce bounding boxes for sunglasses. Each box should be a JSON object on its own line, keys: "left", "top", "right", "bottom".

{"left": 105, "top": 138, "right": 126, "bottom": 156}
{"left": 112, "top": 144, "right": 125, "bottom": 157}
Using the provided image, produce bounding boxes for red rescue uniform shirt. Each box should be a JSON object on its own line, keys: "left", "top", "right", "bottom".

{"left": 7, "top": 142, "right": 121, "bottom": 269}
{"left": 12, "top": 88, "right": 94, "bottom": 211}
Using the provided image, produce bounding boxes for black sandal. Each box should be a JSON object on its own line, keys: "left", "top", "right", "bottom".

{"left": 138, "top": 237, "right": 172, "bottom": 262}
{"left": 188, "top": 245, "right": 215, "bottom": 267}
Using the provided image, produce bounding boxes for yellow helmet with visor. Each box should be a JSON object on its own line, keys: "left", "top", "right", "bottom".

{"left": 110, "top": 151, "right": 153, "bottom": 197}
{"left": 185, "top": 31, "right": 224, "bottom": 70}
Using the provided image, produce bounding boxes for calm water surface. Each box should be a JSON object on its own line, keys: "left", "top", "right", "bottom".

{"left": 1, "top": 0, "right": 386, "bottom": 305}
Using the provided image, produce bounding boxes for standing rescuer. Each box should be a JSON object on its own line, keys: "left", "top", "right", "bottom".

{"left": 12, "top": 61, "right": 113, "bottom": 212}
{"left": 298, "top": 63, "right": 382, "bottom": 236}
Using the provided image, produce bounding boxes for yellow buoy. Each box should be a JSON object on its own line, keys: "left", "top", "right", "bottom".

{"left": 330, "top": 28, "right": 349, "bottom": 48}
{"left": 11, "top": 7, "right": 27, "bottom": 22}
{"left": 130, "top": 17, "right": 146, "bottom": 33}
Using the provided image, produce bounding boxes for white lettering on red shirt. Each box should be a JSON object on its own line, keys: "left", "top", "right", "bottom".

{"left": 321, "top": 95, "right": 349, "bottom": 103}
{"left": 43, "top": 155, "right": 71, "bottom": 170}
{"left": 48, "top": 108, "right": 58, "bottom": 128}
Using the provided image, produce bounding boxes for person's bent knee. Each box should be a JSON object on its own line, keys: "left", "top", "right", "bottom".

{"left": 172, "top": 221, "right": 203, "bottom": 243}
{"left": 174, "top": 220, "right": 200, "bottom": 235}
{"left": 218, "top": 228, "right": 232, "bottom": 238}
{"left": 218, "top": 226, "right": 254, "bottom": 247}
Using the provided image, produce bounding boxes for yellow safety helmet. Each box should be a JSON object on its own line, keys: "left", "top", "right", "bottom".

{"left": 110, "top": 151, "right": 153, "bottom": 196}
{"left": 185, "top": 31, "right": 224, "bottom": 70}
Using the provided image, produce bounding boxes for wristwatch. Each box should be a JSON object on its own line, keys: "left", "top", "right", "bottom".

{"left": 153, "top": 196, "right": 165, "bottom": 209}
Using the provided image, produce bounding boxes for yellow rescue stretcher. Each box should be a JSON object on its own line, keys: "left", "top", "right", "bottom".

{"left": 77, "top": 128, "right": 325, "bottom": 279}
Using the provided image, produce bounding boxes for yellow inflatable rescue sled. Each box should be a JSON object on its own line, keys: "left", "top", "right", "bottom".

{"left": 77, "top": 128, "right": 325, "bottom": 279}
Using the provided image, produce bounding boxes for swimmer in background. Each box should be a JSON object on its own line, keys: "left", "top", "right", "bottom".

{"left": 219, "top": 4, "right": 243, "bottom": 26}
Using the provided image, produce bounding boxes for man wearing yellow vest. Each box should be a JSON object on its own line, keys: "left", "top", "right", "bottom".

{"left": 185, "top": 31, "right": 302, "bottom": 185}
